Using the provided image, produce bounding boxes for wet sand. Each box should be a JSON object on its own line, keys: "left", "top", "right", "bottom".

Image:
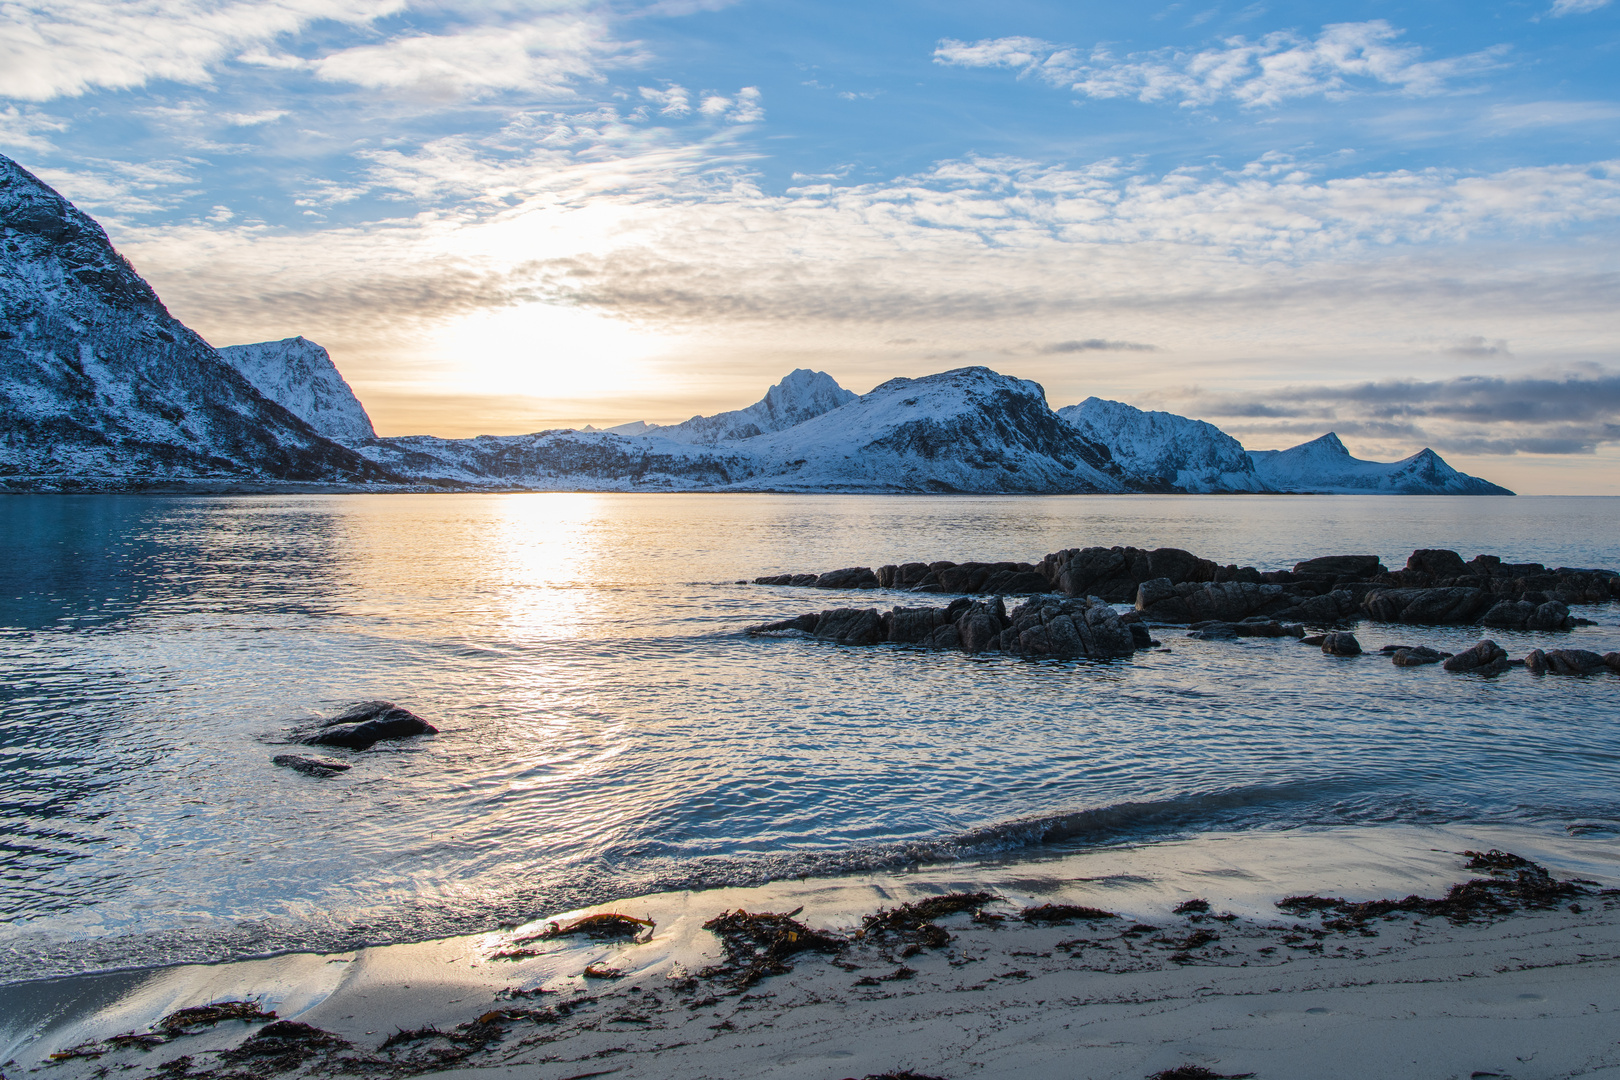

{"left": 8, "top": 824, "right": 1620, "bottom": 1080}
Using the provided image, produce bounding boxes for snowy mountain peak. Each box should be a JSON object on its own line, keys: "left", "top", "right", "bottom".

{"left": 1056, "top": 396, "right": 1269, "bottom": 493}
{"left": 737, "top": 365, "right": 1130, "bottom": 493}
{"left": 651, "top": 367, "right": 857, "bottom": 445}
{"left": 1, "top": 153, "right": 392, "bottom": 488}
{"left": 1249, "top": 433, "right": 1512, "bottom": 495}
{"left": 218, "top": 336, "right": 377, "bottom": 444}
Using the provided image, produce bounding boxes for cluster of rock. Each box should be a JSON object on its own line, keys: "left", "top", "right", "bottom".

{"left": 273, "top": 701, "right": 439, "bottom": 777}
{"left": 748, "top": 595, "right": 1151, "bottom": 660}
{"left": 755, "top": 547, "right": 1618, "bottom": 631}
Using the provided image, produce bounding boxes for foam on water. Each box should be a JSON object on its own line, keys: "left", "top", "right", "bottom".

{"left": 2, "top": 492, "right": 1618, "bottom": 983}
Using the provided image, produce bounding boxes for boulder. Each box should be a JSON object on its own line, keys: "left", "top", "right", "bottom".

{"left": 302, "top": 701, "right": 438, "bottom": 751}
{"left": 1391, "top": 646, "right": 1447, "bottom": 667}
{"left": 812, "top": 607, "right": 885, "bottom": 645}
{"left": 981, "top": 569, "right": 1052, "bottom": 595}
{"left": 1406, "top": 549, "right": 1468, "bottom": 578}
{"left": 1441, "top": 640, "right": 1509, "bottom": 675}
{"left": 1525, "top": 600, "right": 1574, "bottom": 632}
{"left": 957, "top": 599, "right": 1009, "bottom": 653}
{"left": 1481, "top": 599, "right": 1538, "bottom": 630}
{"left": 1287, "top": 591, "right": 1357, "bottom": 625}
{"left": 1294, "top": 555, "right": 1386, "bottom": 579}
{"left": 815, "top": 567, "right": 880, "bottom": 590}
{"left": 1542, "top": 649, "right": 1610, "bottom": 676}
{"left": 1000, "top": 596, "right": 1136, "bottom": 659}
{"left": 748, "top": 613, "right": 820, "bottom": 634}
{"left": 272, "top": 754, "right": 351, "bottom": 777}
{"left": 1146, "top": 547, "right": 1217, "bottom": 584}
{"left": 1363, "top": 587, "right": 1492, "bottom": 625}
{"left": 1321, "top": 632, "right": 1362, "bottom": 656}
{"left": 1524, "top": 648, "right": 1548, "bottom": 675}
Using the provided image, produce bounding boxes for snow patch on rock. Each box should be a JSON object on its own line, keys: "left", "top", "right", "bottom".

{"left": 217, "top": 337, "right": 376, "bottom": 444}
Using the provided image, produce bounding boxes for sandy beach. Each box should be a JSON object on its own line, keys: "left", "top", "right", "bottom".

{"left": 7, "top": 824, "right": 1620, "bottom": 1080}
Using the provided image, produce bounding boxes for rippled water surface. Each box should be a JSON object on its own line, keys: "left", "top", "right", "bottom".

{"left": 3, "top": 492, "right": 1619, "bottom": 981}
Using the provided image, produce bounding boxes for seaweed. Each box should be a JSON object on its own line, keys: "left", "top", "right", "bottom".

{"left": 582, "top": 962, "right": 625, "bottom": 979}
{"left": 1149, "top": 1067, "right": 1254, "bottom": 1080}
{"left": 1172, "top": 899, "right": 1211, "bottom": 915}
{"left": 1021, "top": 903, "right": 1119, "bottom": 924}
{"left": 518, "top": 913, "right": 655, "bottom": 945}
{"left": 158, "top": 1002, "right": 276, "bottom": 1033}
{"left": 217, "top": 1020, "right": 348, "bottom": 1074}
{"left": 861, "top": 1073, "right": 948, "bottom": 1080}
{"left": 860, "top": 892, "right": 994, "bottom": 951}
{"left": 1277, "top": 851, "right": 1585, "bottom": 927}
{"left": 699, "top": 907, "right": 845, "bottom": 989}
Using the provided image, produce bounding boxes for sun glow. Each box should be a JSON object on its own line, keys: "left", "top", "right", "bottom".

{"left": 431, "top": 302, "right": 672, "bottom": 402}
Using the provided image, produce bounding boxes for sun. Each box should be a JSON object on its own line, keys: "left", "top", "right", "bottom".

{"left": 432, "top": 302, "right": 672, "bottom": 402}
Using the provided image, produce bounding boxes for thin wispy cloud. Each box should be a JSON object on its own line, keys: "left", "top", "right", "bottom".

{"left": 1549, "top": 0, "right": 1612, "bottom": 15}
{"left": 935, "top": 21, "right": 1508, "bottom": 108}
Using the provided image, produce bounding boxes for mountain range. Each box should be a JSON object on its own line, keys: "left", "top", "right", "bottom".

{"left": 1, "top": 153, "right": 1512, "bottom": 496}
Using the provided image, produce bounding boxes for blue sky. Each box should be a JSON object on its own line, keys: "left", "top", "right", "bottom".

{"left": 3, "top": 0, "right": 1619, "bottom": 491}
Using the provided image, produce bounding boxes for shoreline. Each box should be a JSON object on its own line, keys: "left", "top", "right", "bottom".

{"left": 8, "top": 823, "right": 1620, "bottom": 1080}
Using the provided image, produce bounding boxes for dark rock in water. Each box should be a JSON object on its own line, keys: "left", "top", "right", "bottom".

{"left": 272, "top": 754, "right": 351, "bottom": 777}
{"left": 1606, "top": 652, "right": 1620, "bottom": 673}
{"left": 814, "top": 567, "right": 880, "bottom": 589}
{"left": 1535, "top": 649, "right": 1610, "bottom": 676}
{"left": 1391, "top": 646, "right": 1448, "bottom": 667}
{"left": 1406, "top": 549, "right": 1469, "bottom": 578}
{"left": 302, "top": 700, "right": 438, "bottom": 750}
{"left": 746, "top": 594, "right": 1137, "bottom": 660}
{"left": 1321, "top": 632, "right": 1361, "bottom": 656}
{"left": 1136, "top": 579, "right": 1288, "bottom": 624}
{"left": 1301, "top": 634, "right": 1326, "bottom": 646}
{"left": 1363, "top": 587, "right": 1492, "bottom": 625}
{"left": 1188, "top": 619, "right": 1302, "bottom": 641}
{"left": 1294, "top": 555, "right": 1386, "bottom": 579}
{"left": 812, "top": 606, "right": 886, "bottom": 644}
{"left": 1442, "top": 640, "right": 1509, "bottom": 675}
{"left": 1524, "top": 648, "right": 1548, "bottom": 675}
{"left": 1527, "top": 600, "right": 1575, "bottom": 632}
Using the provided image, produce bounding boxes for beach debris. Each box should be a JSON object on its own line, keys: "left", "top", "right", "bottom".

{"left": 856, "top": 1072, "right": 948, "bottom": 1080}
{"left": 299, "top": 700, "right": 438, "bottom": 751}
{"left": 219, "top": 1020, "right": 348, "bottom": 1072}
{"left": 1021, "top": 903, "right": 1119, "bottom": 924}
{"left": 160, "top": 1001, "right": 278, "bottom": 1033}
{"left": 583, "top": 962, "right": 625, "bottom": 979}
{"left": 1276, "top": 850, "right": 1584, "bottom": 926}
{"left": 699, "top": 907, "right": 845, "bottom": 988}
{"left": 854, "top": 965, "right": 917, "bottom": 986}
{"left": 1148, "top": 1067, "right": 1255, "bottom": 1080}
{"left": 1172, "top": 899, "right": 1210, "bottom": 915}
{"left": 520, "top": 912, "right": 655, "bottom": 945}
{"left": 1320, "top": 631, "right": 1361, "bottom": 656}
{"left": 860, "top": 892, "right": 994, "bottom": 951}
{"left": 270, "top": 754, "right": 350, "bottom": 777}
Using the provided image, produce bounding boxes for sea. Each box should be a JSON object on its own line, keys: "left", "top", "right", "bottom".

{"left": 3, "top": 492, "right": 1618, "bottom": 985}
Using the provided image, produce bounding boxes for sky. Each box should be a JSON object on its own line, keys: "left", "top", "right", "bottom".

{"left": 2, "top": 0, "right": 1619, "bottom": 493}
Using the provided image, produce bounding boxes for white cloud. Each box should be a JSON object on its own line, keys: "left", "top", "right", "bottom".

{"left": 312, "top": 16, "right": 636, "bottom": 99}
{"left": 0, "top": 104, "right": 68, "bottom": 153}
{"left": 0, "top": 0, "right": 401, "bottom": 101}
{"left": 936, "top": 20, "right": 1508, "bottom": 108}
{"left": 1549, "top": 0, "right": 1611, "bottom": 14}
{"left": 639, "top": 84, "right": 691, "bottom": 116}
{"left": 694, "top": 87, "right": 763, "bottom": 123}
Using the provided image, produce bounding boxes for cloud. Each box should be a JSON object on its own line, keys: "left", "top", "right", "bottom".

{"left": 639, "top": 84, "right": 691, "bottom": 116}
{"left": 312, "top": 16, "right": 635, "bottom": 99}
{"left": 1444, "top": 336, "right": 1512, "bottom": 358}
{"left": 694, "top": 86, "right": 764, "bottom": 123}
{"left": 1550, "top": 0, "right": 1611, "bottom": 14}
{"left": 935, "top": 20, "right": 1507, "bottom": 108}
{"left": 1042, "top": 339, "right": 1160, "bottom": 352}
{"left": 1186, "top": 371, "right": 1620, "bottom": 455}
{"left": 0, "top": 0, "right": 402, "bottom": 101}
{"left": 1484, "top": 101, "right": 1620, "bottom": 130}
{"left": 0, "top": 104, "right": 67, "bottom": 153}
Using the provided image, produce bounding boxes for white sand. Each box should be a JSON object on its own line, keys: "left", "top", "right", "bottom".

{"left": 7, "top": 824, "right": 1620, "bottom": 1080}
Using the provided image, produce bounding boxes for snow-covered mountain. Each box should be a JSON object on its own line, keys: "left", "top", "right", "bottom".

{"left": 1057, "top": 397, "right": 1269, "bottom": 493}
{"left": 732, "top": 366, "right": 1133, "bottom": 493}
{"left": 0, "top": 154, "right": 393, "bottom": 489}
{"left": 218, "top": 336, "right": 376, "bottom": 444}
{"left": 651, "top": 368, "right": 856, "bottom": 445}
{"left": 355, "top": 430, "right": 754, "bottom": 490}
{"left": 1248, "top": 433, "right": 1513, "bottom": 495}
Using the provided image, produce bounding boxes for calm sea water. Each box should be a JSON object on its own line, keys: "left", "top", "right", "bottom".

{"left": 3, "top": 492, "right": 1619, "bottom": 983}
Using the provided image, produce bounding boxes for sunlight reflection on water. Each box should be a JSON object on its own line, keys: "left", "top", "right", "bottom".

{"left": 1, "top": 492, "right": 1617, "bottom": 980}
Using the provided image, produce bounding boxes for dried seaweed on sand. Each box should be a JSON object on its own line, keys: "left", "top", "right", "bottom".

{"left": 1276, "top": 850, "right": 1585, "bottom": 926}
{"left": 860, "top": 892, "right": 995, "bottom": 951}
{"left": 1021, "top": 902, "right": 1119, "bottom": 924}
{"left": 700, "top": 906, "right": 845, "bottom": 988}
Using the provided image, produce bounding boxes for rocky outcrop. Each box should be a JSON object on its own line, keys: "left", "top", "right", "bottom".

{"left": 1321, "top": 632, "right": 1362, "bottom": 656}
{"left": 272, "top": 754, "right": 352, "bottom": 777}
{"left": 1442, "top": 640, "right": 1510, "bottom": 676}
{"left": 754, "top": 545, "right": 1618, "bottom": 633}
{"left": 1524, "top": 649, "right": 1611, "bottom": 676}
{"left": 748, "top": 595, "right": 1142, "bottom": 660}
{"left": 299, "top": 701, "right": 438, "bottom": 751}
